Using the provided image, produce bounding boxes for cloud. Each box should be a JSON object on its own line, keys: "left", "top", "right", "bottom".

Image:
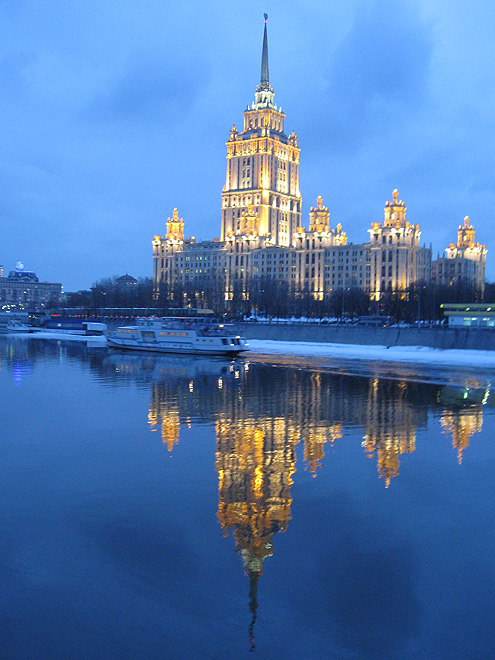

{"left": 331, "top": 1, "right": 432, "bottom": 106}
{"left": 300, "top": 0, "right": 434, "bottom": 154}
{"left": 87, "top": 50, "right": 208, "bottom": 122}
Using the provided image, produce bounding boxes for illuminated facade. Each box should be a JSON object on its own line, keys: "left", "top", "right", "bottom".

{"left": 152, "top": 19, "right": 484, "bottom": 303}
{"left": 432, "top": 216, "right": 487, "bottom": 293}
{"left": 221, "top": 16, "right": 301, "bottom": 247}
{"left": 368, "top": 190, "right": 431, "bottom": 300}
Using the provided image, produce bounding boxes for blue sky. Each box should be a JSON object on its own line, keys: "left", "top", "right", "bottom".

{"left": 1, "top": 0, "right": 494, "bottom": 290}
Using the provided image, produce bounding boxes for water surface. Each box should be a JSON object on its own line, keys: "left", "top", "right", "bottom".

{"left": 1, "top": 336, "right": 495, "bottom": 659}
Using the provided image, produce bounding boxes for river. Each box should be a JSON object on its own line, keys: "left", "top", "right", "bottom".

{"left": 1, "top": 335, "right": 494, "bottom": 659}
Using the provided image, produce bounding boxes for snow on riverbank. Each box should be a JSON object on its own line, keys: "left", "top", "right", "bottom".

{"left": 6, "top": 331, "right": 495, "bottom": 369}
{"left": 247, "top": 339, "right": 495, "bottom": 369}
{"left": 11, "top": 331, "right": 107, "bottom": 345}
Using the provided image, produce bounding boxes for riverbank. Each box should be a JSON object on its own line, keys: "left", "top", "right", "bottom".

{"left": 4, "top": 330, "right": 495, "bottom": 371}
{"left": 247, "top": 339, "right": 495, "bottom": 370}
{"left": 236, "top": 322, "right": 495, "bottom": 351}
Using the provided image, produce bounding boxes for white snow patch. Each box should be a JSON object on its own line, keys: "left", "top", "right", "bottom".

{"left": 247, "top": 339, "right": 495, "bottom": 368}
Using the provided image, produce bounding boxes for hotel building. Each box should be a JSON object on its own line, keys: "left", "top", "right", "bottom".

{"left": 153, "top": 19, "right": 483, "bottom": 304}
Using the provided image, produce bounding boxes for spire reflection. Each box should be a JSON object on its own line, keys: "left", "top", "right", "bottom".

{"left": 215, "top": 418, "right": 295, "bottom": 650}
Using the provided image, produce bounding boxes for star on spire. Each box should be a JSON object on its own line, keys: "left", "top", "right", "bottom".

{"left": 260, "top": 14, "right": 270, "bottom": 90}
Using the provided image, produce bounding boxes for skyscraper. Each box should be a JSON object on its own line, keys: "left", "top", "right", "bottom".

{"left": 152, "top": 17, "right": 483, "bottom": 305}
{"left": 221, "top": 15, "right": 301, "bottom": 246}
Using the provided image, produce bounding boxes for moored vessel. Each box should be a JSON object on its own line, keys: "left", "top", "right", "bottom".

{"left": 106, "top": 317, "right": 249, "bottom": 355}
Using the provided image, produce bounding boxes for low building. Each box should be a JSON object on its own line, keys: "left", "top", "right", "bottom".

{"left": 441, "top": 303, "right": 495, "bottom": 328}
{"left": 0, "top": 264, "right": 61, "bottom": 311}
{"left": 153, "top": 191, "right": 432, "bottom": 304}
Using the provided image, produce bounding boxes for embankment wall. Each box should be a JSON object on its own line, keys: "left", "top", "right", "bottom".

{"left": 235, "top": 323, "right": 495, "bottom": 351}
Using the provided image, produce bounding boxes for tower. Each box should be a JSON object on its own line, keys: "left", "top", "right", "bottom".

{"left": 368, "top": 189, "right": 431, "bottom": 299}
{"left": 432, "top": 215, "right": 487, "bottom": 293}
{"left": 165, "top": 208, "right": 184, "bottom": 242}
{"left": 221, "top": 15, "right": 302, "bottom": 246}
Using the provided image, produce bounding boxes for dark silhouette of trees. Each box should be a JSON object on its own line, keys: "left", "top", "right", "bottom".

{"left": 67, "top": 273, "right": 490, "bottom": 323}
{"left": 86, "top": 276, "right": 154, "bottom": 309}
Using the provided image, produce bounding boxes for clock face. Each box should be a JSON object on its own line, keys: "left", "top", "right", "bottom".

{"left": 16, "top": 261, "right": 24, "bottom": 271}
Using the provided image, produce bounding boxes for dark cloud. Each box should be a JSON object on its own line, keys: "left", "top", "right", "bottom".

{"left": 299, "top": 0, "right": 434, "bottom": 155}
{"left": 330, "top": 1, "right": 433, "bottom": 108}
{"left": 87, "top": 53, "right": 208, "bottom": 122}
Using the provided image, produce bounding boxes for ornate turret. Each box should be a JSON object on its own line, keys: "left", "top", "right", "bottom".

{"left": 165, "top": 208, "right": 184, "bottom": 242}
{"left": 308, "top": 196, "right": 330, "bottom": 232}
{"left": 457, "top": 217, "right": 475, "bottom": 248}
{"left": 384, "top": 189, "right": 407, "bottom": 227}
{"left": 448, "top": 215, "right": 486, "bottom": 256}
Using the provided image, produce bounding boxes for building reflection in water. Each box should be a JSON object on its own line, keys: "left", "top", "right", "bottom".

{"left": 88, "top": 350, "right": 491, "bottom": 648}
{"left": 438, "top": 385, "right": 489, "bottom": 464}
{"left": 216, "top": 419, "right": 295, "bottom": 650}
{"left": 362, "top": 379, "right": 421, "bottom": 488}
{"left": 102, "top": 351, "right": 491, "bottom": 488}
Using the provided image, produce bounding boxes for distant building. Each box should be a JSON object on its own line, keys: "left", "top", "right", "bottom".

{"left": 432, "top": 217, "right": 486, "bottom": 293}
{"left": 116, "top": 274, "right": 138, "bottom": 289}
{"left": 367, "top": 190, "right": 431, "bottom": 300}
{"left": 0, "top": 264, "right": 61, "bottom": 310}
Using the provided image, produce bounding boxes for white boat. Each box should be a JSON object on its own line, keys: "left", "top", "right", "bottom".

{"left": 106, "top": 317, "right": 249, "bottom": 355}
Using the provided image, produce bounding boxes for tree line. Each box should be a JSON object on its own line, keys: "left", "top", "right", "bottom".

{"left": 64, "top": 274, "right": 492, "bottom": 322}
{"left": 65, "top": 276, "right": 155, "bottom": 310}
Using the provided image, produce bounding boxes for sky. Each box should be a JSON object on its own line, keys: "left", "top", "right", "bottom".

{"left": 1, "top": 0, "right": 495, "bottom": 291}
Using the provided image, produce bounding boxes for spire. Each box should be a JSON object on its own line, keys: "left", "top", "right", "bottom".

{"left": 260, "top": 14, "right": 270, "bottom": 90}
{"left": 253, "top": 14, "right": 276, "bottom": 110}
